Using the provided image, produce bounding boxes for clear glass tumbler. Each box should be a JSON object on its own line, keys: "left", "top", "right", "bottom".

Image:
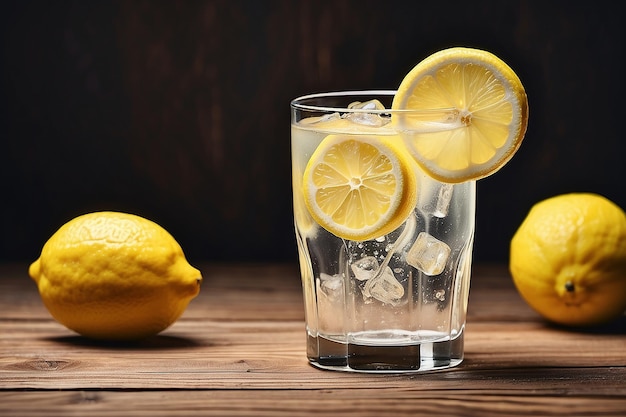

{"left": 291, "top": 91, "right": 475, "bottom": 373}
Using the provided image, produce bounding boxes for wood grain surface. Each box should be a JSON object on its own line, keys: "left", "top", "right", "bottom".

{"left": 1, "top": 263, "right": 625, "bottom": 416}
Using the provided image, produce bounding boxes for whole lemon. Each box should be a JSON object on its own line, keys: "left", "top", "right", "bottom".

{"left": 29, "top": 211, "right": 202, "bottom": 340}
{"left": 510, "top": 193, "right": 626, "bottom": 327}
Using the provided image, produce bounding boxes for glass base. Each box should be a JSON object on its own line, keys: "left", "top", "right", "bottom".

{"left": 307, "top": 330, "right": 464, "bottom": 374}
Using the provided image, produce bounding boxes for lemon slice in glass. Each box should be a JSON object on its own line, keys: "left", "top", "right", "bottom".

{"left": 303, "top": 134, "right": 418, "bottom": 241}
{"left": 392, "top": 47, "right": 529, "bottom": 183}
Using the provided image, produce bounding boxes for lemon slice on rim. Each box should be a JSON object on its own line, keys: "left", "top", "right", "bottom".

{"left": 303, "top": 134, "right": 417, "bottom": 241}
{"left": 392, "top": 47, "right": 529, "bottom": 183}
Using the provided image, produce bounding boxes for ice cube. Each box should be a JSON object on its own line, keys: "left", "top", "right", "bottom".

{"left": 299, "top": 112, "right": 341, "bottom": 125}
{"left": 406, "top": 232, "right": 451, "bottom": 276}
{"left": 433, "top": 183, "right": 454, "bottom": 218}
{"left": 347, "top": 99, "right": 386, "bottom": 111}
{"left": 343, "top": 99, "right": 390, "bottom": 127}
{"left": 319, "top": 273, "right": 344, "bottom": 302}
{"left": 363, "top": 266, "right": 404, "bottom": 305}
{"left": 351, "top": 256, "right": 380, "bottom": 281}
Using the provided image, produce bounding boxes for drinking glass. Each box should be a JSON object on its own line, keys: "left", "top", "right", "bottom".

{"left": 291, "top": 91, "right": 475, "bottom": 373}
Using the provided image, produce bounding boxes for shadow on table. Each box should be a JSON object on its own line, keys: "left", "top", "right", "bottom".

{"left": 545, "top": 315, "right": 626, "bottom": 335}
{"left": 440, "top": 361, "right": 625, "bottom": 385}
{"left": 45, "top": 334, "right": 205, "bottom": 350}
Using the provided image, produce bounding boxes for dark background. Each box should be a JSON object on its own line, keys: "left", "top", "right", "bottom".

{"left": 1, "top": 0, "right": 624, "bottom": 266}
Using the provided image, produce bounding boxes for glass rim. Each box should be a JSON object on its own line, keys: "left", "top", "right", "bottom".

{"left": 290, "top": 90, "right": 397, "bottom": 114}
{"left": 290, "top": 90, "right": 455, "bottom": 115}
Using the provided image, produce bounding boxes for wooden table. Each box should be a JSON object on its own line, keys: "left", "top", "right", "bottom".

{"left": 1, "top": 262, "right": 625, "bottom": 416}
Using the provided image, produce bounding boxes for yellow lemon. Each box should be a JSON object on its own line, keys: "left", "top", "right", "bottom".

{"left": 29, "top": 211, "right": 202, "bottom": 340}
{"left": 303, "top": 134, "right": 418, "bottom": 241}
{"left": 510, "top": 193, "right": 626, "bottom": 327}
{"left": 392, "top": 47, "right": 528, "bottom": 183}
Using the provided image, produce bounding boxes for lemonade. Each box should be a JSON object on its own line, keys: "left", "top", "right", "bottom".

{"left": 292, "top": 91, "right": 475, "bottom": 372}
{"left": 292, "top": 48, "right": 528, "bottom": 373}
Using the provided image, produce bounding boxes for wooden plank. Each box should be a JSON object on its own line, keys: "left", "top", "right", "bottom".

{"left": 0, "top": 263, "right": 546, "bottom": 322}
{"left": 2, "top": 390, "right": 626, "bottom": 417}
{"left": 0, "top": 263, "right": 305, "bottom": 321}
{"left": 1, "top": 317, "right": 625, "bottom": 389}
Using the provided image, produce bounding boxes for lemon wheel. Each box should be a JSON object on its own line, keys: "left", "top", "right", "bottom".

{"left": 302, "top": 134, "right": 418, "bottom": 241}
{"left": 392, "top": 47, "right": 528, "bottom": 183}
